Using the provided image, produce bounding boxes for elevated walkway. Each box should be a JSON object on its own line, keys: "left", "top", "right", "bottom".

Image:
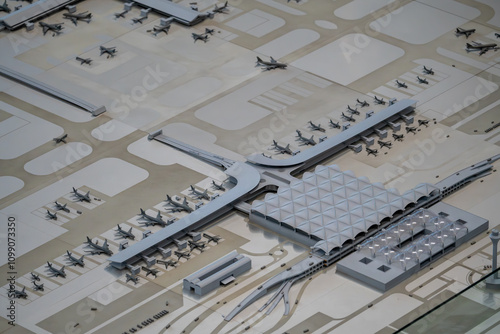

{"left": 0, "top": 65, "right": 105, "bottom": 116}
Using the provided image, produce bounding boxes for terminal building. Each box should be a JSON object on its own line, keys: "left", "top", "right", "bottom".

{"left": 250, "top": 164, "right": 440, "bottom": 257}
{"left": 183, "top": 251, "right": 251, "bottom": 296}
{"left": 336, "top": 202, "right": 488, "bottom": 291}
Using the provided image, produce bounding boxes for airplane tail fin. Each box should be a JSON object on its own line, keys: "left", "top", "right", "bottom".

{"left": 285, "top": 144, "right": 290, "bottom": 149}
{"left": 61, "top": 266, "right": 65, "bottom": 271}
{"left": 140, "top": 208, "right": 145, "bottom": 214}
{"left": 47, "top": 261, "right": 51, "bottom": 267}
{"left": 66, "top": 250, "right": 71, "bottom": 256}
{"left": 128, "top": 227, "right": 133, "bottom": 233}
{"left": 79, "top": 255, "right": 84, "bottom": 261}
{"left": 256, "top": 56, "right": 263, "bottom": 63}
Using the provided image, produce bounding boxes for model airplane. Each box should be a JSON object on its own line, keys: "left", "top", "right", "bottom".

{"left": 455, "top": 27, "right": 476, "bottom": 38}
{"left": 147, "top": 25, "right": 170, "bottom": 36}
{"left": 165, "top": 195, "right": 193, "bottom": 213}
{"left": 39, "top": 21, "right": 64, "bottom": 36}
{"left": 114, "top": 10, "right": 128, "bottom": 19}
{"left": 53, "top": 133, "right": 68, "bottom": 144}
{"left": 329, "top": 119, "right": 340, "bottom": 129}
{"left": 46, "top": 261, "right": 66, "bottom": 278}
{"left": 418, "top": 119, "right": 430, "bottom": 127}
{"left": 366, "top": 147, "right": 378, "bottom": 156}
{"left": 188, "top": 240, "right": 207, "bottom": 252}
{"left": 416, "top": 76, "right": 428, "bottom": 84}
{"left": 295, "top": 130, "right": 316, "bottom": 146}
{"left": 422, "top": 66, "right": 434, "bottom": 75}
{"left": 211, "top": 180, "right": 225, "bottom": 191}
{"left": 406, "top": 126, "right": 417, "bottom": 134}
{"left": 373, "top": 96, "right": 386, "bottom": 105}
{"left": 0, "top": 0, "right": 10, "bottom": 13}
{"left": 63, "top": 11, "right": 92, "bottom": 26}
{"left": 76, "top": 57, "right": 92, "bottom": 65}
{"left": 378, "top": 140, "right": 392, "bottom": 149}
{"left": 341, "top": 112, "right": 356, "bottom": 122}
{"left": 205, "top": 28, "right": 215, "bottom": 35}
{"left": 46, "top": 210, "right": 57, "bottom": 220}
{"left": 256, "top": 56, "right": 287, "bottom": 71}
{"left": 115, "top": 224, "right": 135, "bottom": 240}
{"left": 213, "top": 1, "right": 229, "bottom": 13}
{"left": 131, "top": 16, "right": 148, "bottom": 24}
{"left": 156, "top": 259, "right": 177, "bottom": 269}
{"left": 142, "top": 266, "right": 160, "bottom": 278}
{"left": 99, "top": 45, "right": 117, "bottom": 58}
{"left": 175, "top": 250, "right": 191, "bottom": 260}
{"left": 192, "top": 32, "right": 209, "bottom": 43}
{"left": 126, "top": 273, "right": 139, "bottom": 284}
{"left": 65, "top": 251, "right": 85, "bottom": 267}
{"left": 54, "top": 201, "right": 69, "bottom": 213}
{"left": 308, "top": 121, "right": 326, "bottom": 132}
{"left": 138, "top": 208, "right": 167, "bottom": 227}
{"left": 395, "top": 80, "right": 408, "bottom": 88}
{"left": 189, "top": 185, "right": 210, "bottom": 200}
{"left": 271, "top": 140, "right": 293, "bottom": 155}
{"left": 203, "top": 233, "right": 221, "bottom": 244}
{"left": 466, "top": 41, "right": 499, "bottom": 55}
{"left": 32, "top": 281, "right": 44, "bottom": 291}
{"left": 72, "top": 187, "right": 91, "bottom": 202}
{"left": 356, "top": 99, "right": 369, "bottom": 107}
{"left": 346, "top": 105, "right": 360, "bottom": 115}
{"left": 31, "top": 272, "right": 40, "bottom": 281}
{"left": 85, "top": 237, "right": 113, "bottom": 256}
{"left": 12, "top": 286, "right": 27, "bottom": 299}
{"left": 392, "top": 133, "right": 404, "bottom": 141}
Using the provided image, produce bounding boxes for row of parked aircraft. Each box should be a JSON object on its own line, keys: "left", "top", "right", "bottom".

{"left": 364, "top": 119, "right": 429, "bottom": 157}
{"left": 124, "top": 232, "right": 221, "bottom": 284}
{"left": 455, "top": 27, "right": 500, "bottom": 55}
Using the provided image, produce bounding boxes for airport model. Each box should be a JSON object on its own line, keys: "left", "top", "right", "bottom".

{"left": 1, "top": 1, "right": 500, "bottom": 333}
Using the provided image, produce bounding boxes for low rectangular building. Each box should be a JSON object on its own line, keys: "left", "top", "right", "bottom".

{"left": 183, "top": 251, "right": 251, "bottom": 296}
{"left": 336, "top": 202, "right": 488, "bottom": 291}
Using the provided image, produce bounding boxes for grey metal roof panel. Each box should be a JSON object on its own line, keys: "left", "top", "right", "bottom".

{"left": 133, "top": 0, "right": 201, "bottom": 22}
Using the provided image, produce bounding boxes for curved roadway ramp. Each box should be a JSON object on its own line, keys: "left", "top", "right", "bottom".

{"left": 225, "top": 256, "right": 323, "bottom": 321}
{"left": 0, "top": 65, "right": 106, "bottom": 116}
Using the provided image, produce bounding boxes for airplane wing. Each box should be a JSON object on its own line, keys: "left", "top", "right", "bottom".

{"left": 42, "top": 26, "right": 49, "bottom": 35}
